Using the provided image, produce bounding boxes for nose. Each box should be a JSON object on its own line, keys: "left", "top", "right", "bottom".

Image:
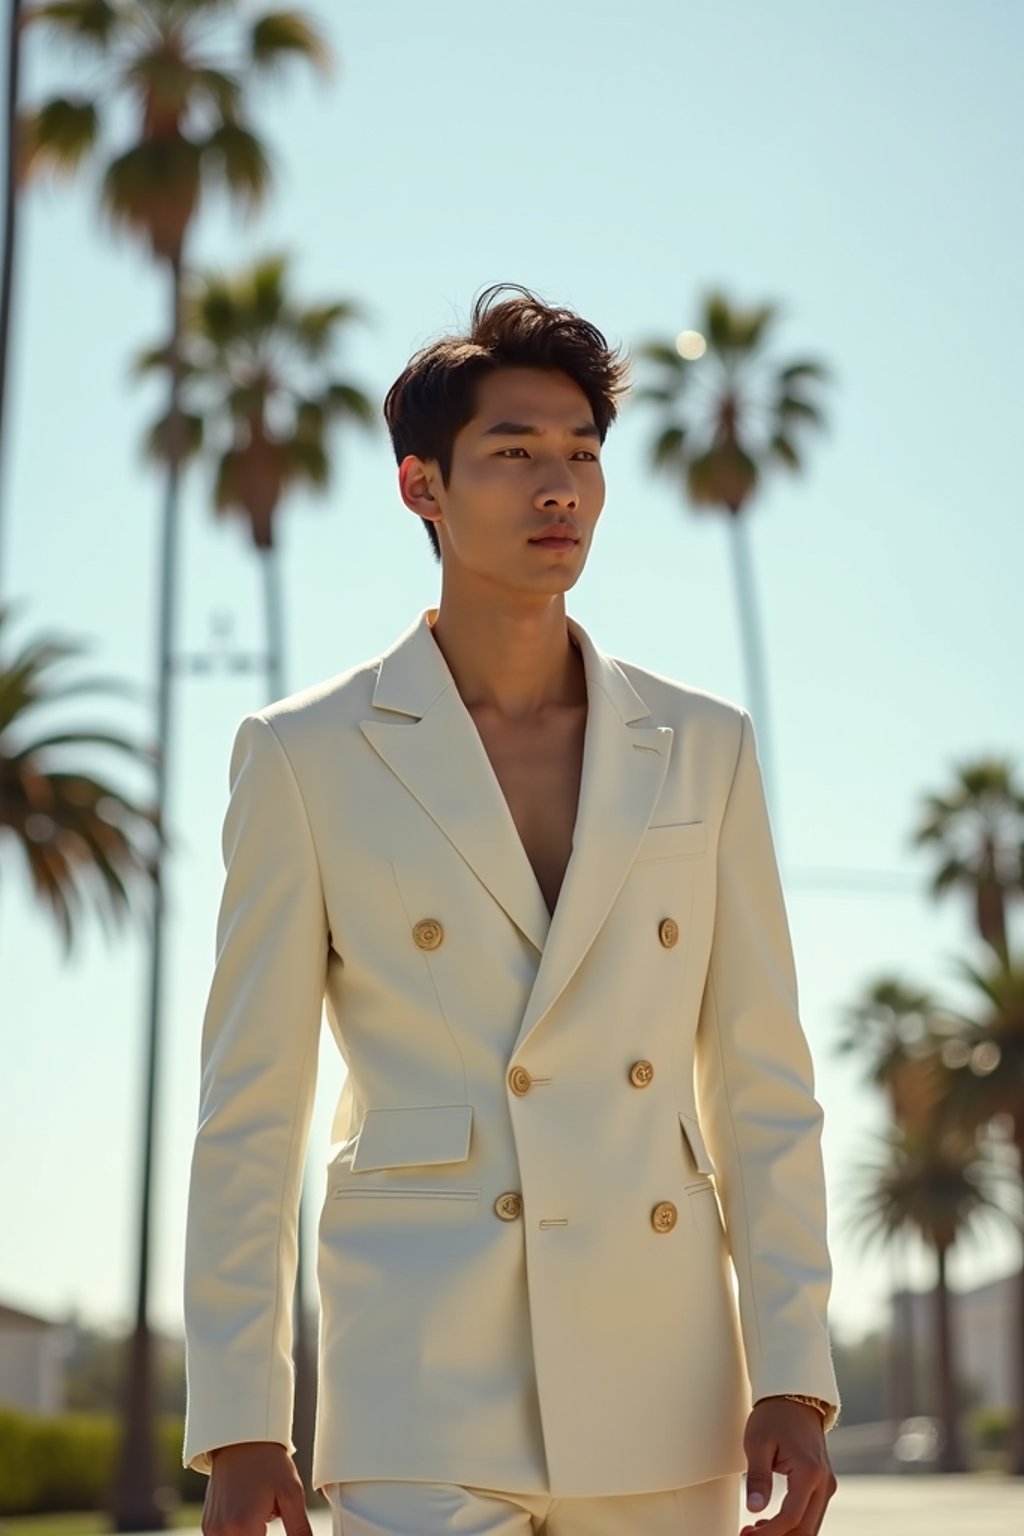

{"left": 535, "top": 480, "right": 579, "bottom": 511}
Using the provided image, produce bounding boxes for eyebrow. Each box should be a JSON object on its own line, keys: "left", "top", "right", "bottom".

{"left": 479, "top": 419, "right": 601, "bottom": 442}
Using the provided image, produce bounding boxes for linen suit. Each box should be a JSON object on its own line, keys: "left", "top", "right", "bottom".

{"left": 181, "top": 605, "right": 840, "bottom": 1498}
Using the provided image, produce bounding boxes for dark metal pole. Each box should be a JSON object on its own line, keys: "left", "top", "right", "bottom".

{"left": 110, "top": 252, "right": 186, "bottom": 1531}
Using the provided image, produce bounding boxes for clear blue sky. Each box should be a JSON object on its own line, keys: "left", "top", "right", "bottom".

{"left": 1, "top": 0, "right": 1021, "bottom": 1350}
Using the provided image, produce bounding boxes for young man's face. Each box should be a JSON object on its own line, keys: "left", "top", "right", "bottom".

{"left": 400, "top": 365, "right": 605, "bottom": 596}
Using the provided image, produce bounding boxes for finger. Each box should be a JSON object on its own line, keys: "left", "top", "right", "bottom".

{"left": 740, "top": 1470, "right": 815, "bottom": 1536}
{"left": 803, "top": 1487, "right": 831, "bottom": 1536}
{"left": 743, "top": 1446, "right": 776, "bottom": 1515}
{"left": 277, "top": 1483, "right": 314, "bottom": 1536}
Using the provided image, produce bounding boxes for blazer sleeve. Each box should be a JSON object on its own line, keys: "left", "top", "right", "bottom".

{"left": 182, "top": 712, "right": 330, "bottom": 1475}
{"left": 694, "top": 709, "right": 841, "bottom": 1430}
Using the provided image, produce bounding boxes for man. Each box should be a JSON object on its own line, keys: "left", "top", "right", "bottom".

{"left": 183, "top": 284, "right": 840, "bottom": 1536}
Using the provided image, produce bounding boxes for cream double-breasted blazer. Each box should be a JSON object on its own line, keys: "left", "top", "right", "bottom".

{"left": 181, "top": 605, "right": 840, "bottom": 1497}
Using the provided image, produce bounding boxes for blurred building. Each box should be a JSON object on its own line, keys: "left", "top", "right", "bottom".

{"left": 0, "top": 1299, "right": 73, "bottom": 1413}
{"left": 893, "top": 1263, "right": 1019, "bottom": 1411}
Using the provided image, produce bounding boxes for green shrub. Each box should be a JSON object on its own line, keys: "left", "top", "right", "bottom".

{"left": 0, "top": 1409, "right": 205, "bottom": 1516}
{"left": 968, "top": 1403, "right": 1016, "bottom": 1455}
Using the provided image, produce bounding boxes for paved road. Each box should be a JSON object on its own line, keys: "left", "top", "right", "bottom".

{"left": 753, "top": 1472, "right": 1019, "bottom": 1534}
{"left": 246, "top": 1473, "right": 1018, "bottom": 1534}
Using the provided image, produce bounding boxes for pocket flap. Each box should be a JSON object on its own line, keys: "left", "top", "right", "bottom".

{"left": 351, "top": 1104, "right": 473, "bottom": 1172}
{"left": 679, "top": 1111, "right": 716, "bottom": 1177}
{"left": 635, "top": 820, "right": 707, "bottom": 862}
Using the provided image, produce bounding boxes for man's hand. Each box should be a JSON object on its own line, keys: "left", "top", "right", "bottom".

{"left": 202, "top": 1442, "right": 313, "bottom": 1536}
{"left": 740, "top": 1397, "right": 837, "bottom": 1536}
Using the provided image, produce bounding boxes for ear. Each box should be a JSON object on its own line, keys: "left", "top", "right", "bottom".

{"left": 398, "top": 454, "right": 440, "bottom": 518}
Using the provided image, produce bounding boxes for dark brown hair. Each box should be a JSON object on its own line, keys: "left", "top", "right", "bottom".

{"left": 383, "top": 282, "right": 632, "bottom": 561}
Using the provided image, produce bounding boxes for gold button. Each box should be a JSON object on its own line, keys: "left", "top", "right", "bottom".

{"left": 651, "top": 1201, "right": 677, "bottom": 1232}
{"left": 629, "top": 1059, "right": 654, "bottom": 1088}
{"left": 658, "top": 917, "right": 679, "bottom": 948}
{"left": 412, "top": 918, "right": 444, "bottom": 950}
{"left": 494, "top": 1192, "right": 523, "bottom": 1221}
{"left": 508, "top": 1066, "right": 533, "bottom": 1096}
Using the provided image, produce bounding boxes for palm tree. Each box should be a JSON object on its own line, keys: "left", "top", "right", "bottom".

{"left": 134, "top": 248, "right": 375, "bottom": 1490}
{"left": 846, "top": 1121, "right": 1011, "bottom": 1471}
{"left": 16, "top": 6, "right": 332, "bottom": 1525}
{"left": 936, "top": 949, "right": 1024, "bottom": 1472}
{"left": 836, "top": 976, "right": 959, "bottom": 1132}
{"left": 911, "top": 757, "right": 1024, "bottom": 965}
{"left": 835, "top": 976, "right": 962, "bottom": 1423}
{"left": 630, "top": 293, "right": 834, "bottom": 847}
{"left": 0, "top": 597, "right": 160, "bottom": 945}
{"left": 136, "top": 249, "right": 375, "bottom": 694}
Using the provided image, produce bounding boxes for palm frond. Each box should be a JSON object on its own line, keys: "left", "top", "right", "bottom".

{"left": 291, "top": 299, "right": 364, "bottom": 357}
{"left": 201, "top": 121, "right": 272, "bottom": 211}
{"left": 776, "top": 394, "right": 826, "bottom": 428}
{"left": 778, "top": 360, "right": 832, "bottom": 386}
{"left": 17, "top": 98, "right": 101, "bottom": 183}
{"left": 6, "top": 728, "right": 157, "bottom": 762}
{"left": 287, "top": 434, "right": 329, "bottom": 488}
{"left": 769, "top": 432, "right": 801, "bottom": 470}
{"left": 141, "top": 408, "right": 205, "bottom": 466}
{"left": 322, "top": 381, "right": 376, "bottom": 427}
{"left": 101, "top": 137, "right": 202, "bottom": 257}
{"left": 648, "top": 424, "right": 686, "bottom": 473}
{"left": 22, "top": 1, "right": 119, "bottom": 50}
{"left": 0, "top": 612, "right": 160, "bottom": 953}
{"left": 633, "top": 340, "right": 686, "bottom": 373}
{"left": 249, "top": 10, "right": 333, "bottom": 75}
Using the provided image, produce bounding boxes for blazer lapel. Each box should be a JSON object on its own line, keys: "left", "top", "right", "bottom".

{"left": 359, "top": 608, "right": 674, "bottom": 1047}
{"left": 359, "top": 609, "right": 552, "bottom": 952}
{"left": 511, "top": 612, "right": 672, "bottom": 1055}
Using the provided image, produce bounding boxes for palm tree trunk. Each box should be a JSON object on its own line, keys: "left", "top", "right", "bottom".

{"left": 934, "top": 1243, "right": 966, "bottom": 1472}
{"left": 109, "top": 248, "right": 188, "bottom": 1531}
{"left": 0, "top": 0, "right": 25, "bottom": 600}
{"left": 726, "top": 514, "right": 779, "bottom": 852}
{"left": 888, "top": 1244, "right": 914, "bottom": 1424}
{"left": 259, "top": 542, "right": 317, "bottom": 1497}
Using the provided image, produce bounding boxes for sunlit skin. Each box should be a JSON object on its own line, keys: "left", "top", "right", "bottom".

{"left": 397, "top": 365, "right": 602, "bottom": 717}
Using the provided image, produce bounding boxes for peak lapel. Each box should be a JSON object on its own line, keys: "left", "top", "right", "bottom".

{"left": 510, "top": 614, "right": 673, "bottom": 1056}
{"left": 359, "top": 609, "right": 551, "bottom": 953}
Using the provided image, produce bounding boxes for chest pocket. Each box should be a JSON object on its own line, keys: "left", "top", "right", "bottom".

{"left": 634, "top": 820, "right": 706, "bottom": 862}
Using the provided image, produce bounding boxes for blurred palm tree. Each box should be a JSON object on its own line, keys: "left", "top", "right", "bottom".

{"left": 846, "top": 1121, "right": 1011, "bottom": 1472}
{"left": 136, "top": 248, "right": 375, "bottom": 692}
{"left": 0, "top": 598, "right": 160, "bottom": 947}
{"left": 836, "top": 976, "right": 958, "bottom": 1132}
{"left": 631, "top": 292, "right": 833, "bottom": 844}
{"left": 936, "top": 950, "right": 1024, "bottom": 1472}
{"left": 835, "top": 975, "right": 962, "bottom": 1422}
{"left": 910, "top": 757, "right": 1024, "bottom": 965}
{"left": 134, "top": 247, "right": 375, "bottom": 1491}
{"left": 15, "top": 5, "right": 332, "bottom": 1525}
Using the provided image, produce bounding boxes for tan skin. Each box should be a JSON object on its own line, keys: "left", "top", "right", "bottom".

{"left": 201, "top": 366, "right": 836, "bottom": 1535}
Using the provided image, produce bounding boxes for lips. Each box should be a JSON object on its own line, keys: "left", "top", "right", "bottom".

{"left": 529, "top": 527, "right": 579, "bottom": 542}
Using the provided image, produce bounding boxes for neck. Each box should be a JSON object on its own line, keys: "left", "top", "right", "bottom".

{"left": 426, "top": 593, "right": 584, "bottom": 721}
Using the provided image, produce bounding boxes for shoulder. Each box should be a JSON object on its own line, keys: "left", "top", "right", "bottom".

{"left": 231, "top": 646, "right": 387, "bottom": 760}
{"left": 611, "top": 651, "right": 749, "bottom": 739}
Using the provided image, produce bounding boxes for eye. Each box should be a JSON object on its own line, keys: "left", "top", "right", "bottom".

{"left": 495, "top": 448, "right": 599, "bottom": 460}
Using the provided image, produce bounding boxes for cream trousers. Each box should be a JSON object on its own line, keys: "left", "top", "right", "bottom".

{"left": 324, "top": 1474, "right": 744, "bottom": 1535}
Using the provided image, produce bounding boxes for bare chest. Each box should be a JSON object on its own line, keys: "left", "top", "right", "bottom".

{"left": 471, "top": 705, "right": 587, "bottom": 919}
